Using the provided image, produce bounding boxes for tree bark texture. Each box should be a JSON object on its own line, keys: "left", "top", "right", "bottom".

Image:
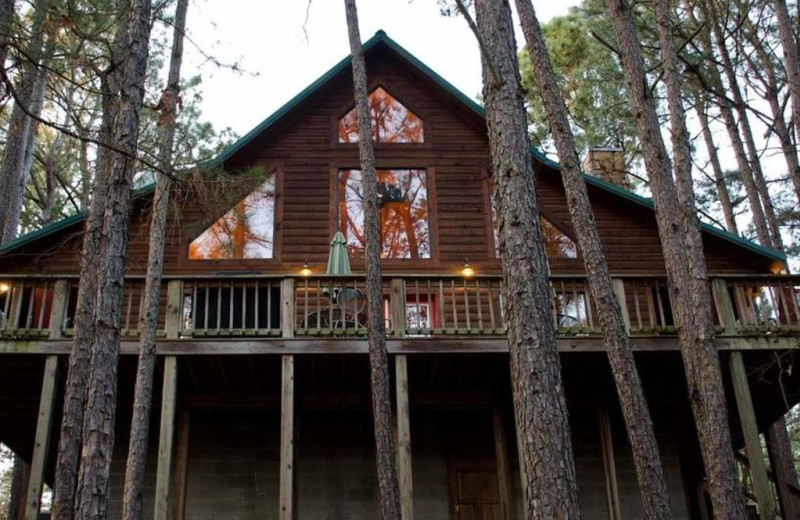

{"left": 473, "top": 1, "right": 581, "bottom": 517}
{"left": 121, "top": 1, "right": 187, "bottom": 519}
{"left": 74, "top": 0, "right": 153, "bottom": 518}
{"left": 603, "top": 0, "right": 747, "bottom": 518}
{"left": 51, "top": 64, "right": 122, "bottom": 520}
{"left": 0, "top": 0, "right": 54, "bottom": 243}
{"left": 694, "top": 101, "right": 737, "bottom": 234}
{"left": 515, "top": 1, "right": 673, "bottom": 518}
{"left": 343, "top": 1, "right": 401, "bottom": 519}
{"left": 766, "top": 416, "right": 800, "bottom": 519}
{"left": 775, "top": 0, "right": 800, "bottom": 167}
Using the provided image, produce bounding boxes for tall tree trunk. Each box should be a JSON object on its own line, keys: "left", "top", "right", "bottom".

{"left": 516, "top": 1, "right": 673, "bottom": 517}
{"left": 705, "top": 0, "right": 781, "bottom": 249}
{"left": 766, "top": 416, "right": 800, "bottom": 518}
{"left": 73, "top": 0, "right": 153, "bottom": 518}
{"left": 602, "top": 0, "right": 747, "bottom": 518}
{"left": 775, "top": 0, "right": 800, "bottom": 158}
{"left": 742, "top": 18, "right": 800, "bottom": 208}
{"left": 342, "top": 2, "right": 401, "bottom": 518}
{"left": 694, "top": 99, "right": 737, "bottom": 234}
{"left": 0, "top": 0, "right": 54, "bottom": 243}
{"left": 473, "top": 1, "right": 581, "bottom": 517}
{"left": 51, "top": 60, "right": 122, "bottom": 520}
{"left": 686, "top": 5, "right": 770, "bottom": 246}
{"left": 0, "top": 0, "right": 13, "bottom": 87}
{"left": 122, "top": 0, "right": 187, "bottom": 518}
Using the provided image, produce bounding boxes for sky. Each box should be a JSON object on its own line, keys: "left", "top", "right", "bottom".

{"left": 181, "top": 0, "right": 580, "bottom": 138}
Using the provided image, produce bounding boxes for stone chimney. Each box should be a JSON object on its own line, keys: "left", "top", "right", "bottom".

{"left": 581, "top": 147, "right": 630, "bottom": 190}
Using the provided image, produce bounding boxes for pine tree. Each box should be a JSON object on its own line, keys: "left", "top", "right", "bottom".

{"left": 342, "top": 1, "right": 402, "bottom": 518}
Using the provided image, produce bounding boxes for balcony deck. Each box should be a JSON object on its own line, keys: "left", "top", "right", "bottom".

{"left": 1, "top": 273, "right": 799, "bottom": 354}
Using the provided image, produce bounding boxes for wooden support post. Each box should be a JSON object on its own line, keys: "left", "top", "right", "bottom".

{"left": 492, "top": 409, "right": 516, "bottom": 520}
{"left": 172, "top": 409, "right": 191, "bottom": 520}
{"left": 598, "top": 406, "right": 622, "bottom": 520}
{"left": 711, "top": 278, "right": 737, "bottom": 335}
{"left": 281, "top": 279, "right": 295, "bottom": 339}
{"left": 48, "top": 280, "right": 69, "bottom": 339}
{"left": 165, "top": 280, "right": 183, "bottom": 339}
{"left": 155, "top": 356, "right": 178, "bottom": 520}
{"left": 395, "top": 354, "right": 413, "bottom": 520}
{"left": 279, "top": 355, "right": 294, "bottom": 520}
{"left": 391, "top": 279, "right": 406, "bottom": 337}
{"left": 611, "top": 279, "right": 630, "bottom": 332}
{"left": 729, "top": 351, "right": 777, "bottom": 519}
{"left": 24, "top": 355, "right": 58, "bottom": 520}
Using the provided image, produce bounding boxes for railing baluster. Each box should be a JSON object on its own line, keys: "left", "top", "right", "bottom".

{"left": 255, "top": 280, "right": 260, "bottom": 330}
{"left": 242, "top": 280, "right": 247, "bottom": 330}
{"left": 125, "top": 288, "right": 133, "bottom": 332}
{"left": 216, "top": 281, "right": 222, "bottom": 331}
{"left": 476, "top": 279, "right": 483, "bottom": 330}
{"left": 451, "top": 280, "right": 458, "bottom": 330}
{"left": 655, "top": 280, "right": 666, "bottom": 329}
{"left": 584, "top": 280, "right": 594, "bottom": 330}
{"left": 2, "top": 281, "right": 12, "bottom": 330}
{"left": 633, "top": 280, "right": 642, "bottom": 332}
{"left": 488, "top": 280, "right": 496, "bottom": 331}
{"left": 37, "top": 281, "right": 49, "bottom": 329}
{"left": 463, "top": 278, "right": 471, "bottom": 330}
{"left": 439, "top": 280, "right": 446, "bottom": 329}
{"left": 414, "top": 279, "right": 421, "bottom": 330}
{"left": 204, "top": 281, "right": 210, "bottom": 331}
{"left": 229, "top": 280, "right": 234, "bottom": 331}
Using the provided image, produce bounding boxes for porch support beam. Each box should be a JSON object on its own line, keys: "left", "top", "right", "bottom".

{"left": 279, "top": 354, "right": 295, "bottom": 520}
{"left": 172, "top": 409, "right": 191, "bottom": 520}
{"left": 24, "top": 355, "right": 58, "bottom": 520}
{"left": 598, "top": 406, "right": 621, "bottom": 520}
{"left": 729, "top": 351, "right": 777, "bottom": 519}
{"left": 493, "top": 409, "right": 516, "bottom": 520}
{"left": 395, "top": 354, "right": 413, "bottom": 520}
{"left": 155, "top": 356, "right": 178, "bottom": 520}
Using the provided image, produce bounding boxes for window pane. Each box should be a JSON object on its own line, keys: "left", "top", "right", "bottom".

{"left": 338, "top": 87, "right": 424, "bottom": 143}
{"left": 339, "top": 169, "right": 430, "bottom": 259}
{"left": 490, "top": 189, "right": 577, "bottom": 259}
{"left": 189, "top": 176, "right": 276, "bottom": 259}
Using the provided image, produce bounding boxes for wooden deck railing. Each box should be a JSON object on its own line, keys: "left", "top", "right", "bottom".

{"left": 1, "top": 273, "right": 800, "bottom": 341}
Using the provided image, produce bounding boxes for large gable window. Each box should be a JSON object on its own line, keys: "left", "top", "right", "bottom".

{"left": 338, "top": 87, "right": 424, "bottom": 143}
{"left": 338, "top": 169, "right": 430, "bottom": 259}
{"left": 189, "top": 176, "right": 276, "bottom": 260}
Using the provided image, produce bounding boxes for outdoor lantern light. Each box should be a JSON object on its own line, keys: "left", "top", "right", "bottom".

{"left": 299, "top": 261, "right": 312, "bottom": 277}
{"left": 0, "top": 283, "right": 9, "bottom": 293}
{"left": 461, "top": 259, "right": 475, "bottom": 278}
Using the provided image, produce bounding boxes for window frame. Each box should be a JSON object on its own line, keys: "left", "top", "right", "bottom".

{"left": 331, "top": 83, "right": 433, "bottom": 149}
{"left": 331, "top": 165, "right": 439, "bottom": 265}
{"left": 182, "top": 166, "right": 284, "bottom": 267}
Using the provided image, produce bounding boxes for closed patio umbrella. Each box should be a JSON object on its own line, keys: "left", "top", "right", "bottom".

{"left": 324, "top": 232, "right": 352, "bottom": 302}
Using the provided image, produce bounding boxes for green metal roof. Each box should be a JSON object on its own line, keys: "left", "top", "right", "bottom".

{"left": 0, "top": 30, "right": 785, "bottom": 263}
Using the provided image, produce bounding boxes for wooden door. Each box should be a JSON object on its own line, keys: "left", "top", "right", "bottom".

{"left": 447, "top": 413, "right": 503, "bottom": 520}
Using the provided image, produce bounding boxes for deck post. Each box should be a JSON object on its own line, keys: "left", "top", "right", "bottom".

{"left": 390, "top": 279, "right": 406, "bottom": 337}
{"left": 729, "top": 351, "right": 777, "bottom": 519}
{"left": 395, "top": 354, "right": 413, "bottom": 520}
{"left": 711, "top": 278, "right": 737, "bottom": 335}
{"left": 598, "top": 406, "right": 622, "bottom": 520}
{"left": 155, "top": 356, "right": 178, "bottom": 520}
{"left": 165, "top": 280, "right": 183, "bottom": 339}
{"left": 611, "top": 279, "right": 630, "bottom": 332}
{"left": 24, "top": 355, "right": 58, "bottom": 520}
{"left": 279, "top": 355, "right": 295, "bottom": 520}
{"left": 493, "top": 409, "right": 516, "bottom": 520}
{"left": 172, "top": 409, "right": 191, "bottom": 520}
{"left": 281, "top": 279, "right": 295, "bottom": 339}
{"left": 714, "top": 279, "right": 777, "bottom": 518}
{"left": 48, "top": 280, "right": 69, "bottom": 339}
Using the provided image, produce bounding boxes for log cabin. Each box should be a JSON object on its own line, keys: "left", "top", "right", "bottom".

{"left": 0, "top": 30, "right": 798, "bottom": 520}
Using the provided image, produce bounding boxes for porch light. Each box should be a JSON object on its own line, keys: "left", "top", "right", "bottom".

{"left": 461, "top": 259, "right": 475, "bottom": 278}
{"left": 0, "top": 283, "right": 9, "bottom": 293}
{"left": 299, "top": 260, "right": 313, "bottom": 277}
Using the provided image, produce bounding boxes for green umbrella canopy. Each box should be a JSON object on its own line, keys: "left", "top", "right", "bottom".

{"left": 326, "top": 231, "right": 352, "bottom": 275}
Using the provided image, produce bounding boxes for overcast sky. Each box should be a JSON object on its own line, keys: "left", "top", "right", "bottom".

{"left": 182, "top": 0, "right": 580, "bottom": 137}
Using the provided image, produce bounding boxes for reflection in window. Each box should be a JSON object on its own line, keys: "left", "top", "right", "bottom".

{"left": 339, "top": 169, "right": 430, "bottom": 259}
{"left": 338, "top": 87, "right": 424, "bottom": 143}
{"left": 490, "top": 190, "right": 578, "bottom": 259}
{"left": 189, "top": 176, "right": 276, "bottom": 260}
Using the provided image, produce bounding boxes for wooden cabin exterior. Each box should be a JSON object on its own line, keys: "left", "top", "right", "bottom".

{"left": 0, "top": 31, "right": 798, "bottom": 520}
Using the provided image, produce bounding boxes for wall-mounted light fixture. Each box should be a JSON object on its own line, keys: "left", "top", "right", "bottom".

{"left": 461, "top": 259, "right": 475, "bottom": 278}
{"left": 0, "top": 283, "right": 9, "bottom": 293}
{"left": 299, "top": 260, "right": 312, "bottom": 277}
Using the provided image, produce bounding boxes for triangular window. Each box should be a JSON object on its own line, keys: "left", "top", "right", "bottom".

{"left": 189, "top": 175, "right": 276, "bottom": 260}
{"left": 338, "top": 87, "right": 424, "bottom": 143}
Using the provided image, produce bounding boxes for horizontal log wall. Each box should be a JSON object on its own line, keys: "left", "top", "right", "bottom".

{"left": 0, "top": 46, "right": 776, "bottom": 276}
